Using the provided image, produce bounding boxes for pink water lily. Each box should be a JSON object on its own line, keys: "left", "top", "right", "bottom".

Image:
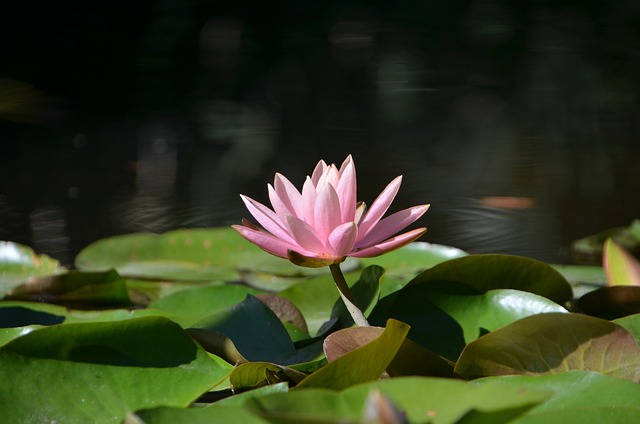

{"left": 233, "top": 155, "right": 429, "bottom": 267}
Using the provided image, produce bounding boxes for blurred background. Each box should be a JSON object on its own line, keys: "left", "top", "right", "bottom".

{"left": 1, "top": 0, "right": 640, "bottom": 266}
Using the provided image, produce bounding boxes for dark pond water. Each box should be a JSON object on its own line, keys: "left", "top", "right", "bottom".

{"left": 2, "top": 1, "right": 640, "bottom": 266}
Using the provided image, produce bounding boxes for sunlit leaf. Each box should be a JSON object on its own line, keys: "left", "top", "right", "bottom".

{"left": 295, "top": 319, "right": 409, "bottom": 390}
{"left": 244, "top": 376, "right": 550, "bottom": 424}
{"left": 0, "top": 241, "right": 64, "bottom": 296}
{"left": 360, "top": 242, "right": 468, "bottom": 294}
{"left": 473, "top": 371, "right": 640, "bottom": 424}
{"left": 229, "top": 362, "right": 306, "bottom": 391}
{"left": 0, "top": 317, "right": 233, "bottom": 423}
{"left": 613, "top": 313, "right": 640, "bottom": 345}
{"left": 148, "top": 284, "right": 260, "bottom": 327}
{"left": 455, "top": 313, "right": 640, "bottom": 382}
{"left": 133, "top": 405, "right": 269, "bottom": 424}
{"left": 603, "top": 238, "right": 640, "bottom": 286}
{"left": 323, "top": 325, "right": 453, "bottom": 378}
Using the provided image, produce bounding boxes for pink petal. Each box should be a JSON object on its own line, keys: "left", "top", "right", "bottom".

{"left": 301, "top": 176, "right": 317, "bottom": 226}
{"left": 232, "top": 224, "right": 300, "bottom": 259}
{"left": 285, "top": 215, "right": 326, "bottom": 253}
{"left": 239, "top": 195, "right": 296, "bottom": 244}
{"left": 314, "top": 182, "right": 343, "bottom": 241}
{"left": 316, "top": 164, "right": 340, "bottom": 192}
{"left": 338, "top": 154, "right": 353, "bottom": 175}
{"left": 336, "top": 159, "right": 357, "bottom": 222}
{"left": 274, "top": 173, "right": 304, "bottom": 218}
{"left": 311, "top": 159, "right": 328, "bottom": 185}
{"left": 356, "top": 176, "right": 403, "bottom": 243}
{"left": 350, "top": 227, "right": 427, "bottom": 258}
{"left": 355, "top": 204, "right": 430, "bottom": 249}
{"left": 328, "top": 221, "right": 358, "bottom": 257}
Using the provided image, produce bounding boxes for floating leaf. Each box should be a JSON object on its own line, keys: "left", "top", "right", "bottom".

{"left": 0, "top": 241, "right": 63, "bottom": 296}
{"left": 455, "top": 313, "right": 640, "bottom": 382}
{"left": 191, "top": 295, "right": 298, "bottom": 364}
{"left": 256, "top": 294, "right": 308, "bottom": 333}
{"left": 576, "top": 286, "right": 640, "bottom": 319}
{"left": 4, "top": 269, "right": 131, "bottom": 308}
{"left": 571, "top": 223, "right": 640, "bottom": 265}
{"left": 229, "top": 362, "right": 306, "bottom": 391}
{"left": 323, "top": 325, "right": 453, "bottom": 378}
{"left": 149, "top": 284, "right": 260, "bottom": 327}
{"left": 603, "top": 238, "right": 640, "bottom": 286}
{"left": 370, "top": 284, "right": 567, "bottom": 361}
{"left": 614, "top": 313, "right": 640, "bottom": 344}
{"left": 75, "top": 228, "right": 325, "bottom": 282}
{"left": 408, "top": 254, "right": 573, "bottom": 305}
{"left": 244, "top": 376, "right": 550, "bottom": 424}
{"left": 473, "top": 371, "right": 640, "bottom": 424}
{"left": 0, "top": 317, "right": 233, "bottom": 423}
{"left": 360, "top": 242, "right": 468, "bottom": 294}
{"left": 295, "top": 319, "right": 409, "bottom": 390}
{"left": 134, "top": 405, "right": 269, "bottom": 424}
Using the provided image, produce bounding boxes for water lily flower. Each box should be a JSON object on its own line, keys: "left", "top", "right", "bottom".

{"left": 233, "top": 155, "right": 429, "bottom": 268}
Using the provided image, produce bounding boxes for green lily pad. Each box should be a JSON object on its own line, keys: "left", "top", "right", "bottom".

{"left": 370, "top": 284, "right": 567, "bottom": 361}
{"left": 473, "top": 371, "right": 640, "bottom": 424}
{"left": 0, "top": 316, "right": 233, "bottom": 423}
{"left": 75, "top": 228, "right": 325, "bottom": 283}
{"left": 4, "top": 269, "right": 131, "bottom": 308}
{"left": 148, "top": 284, "right": 260, "bottom": 327}
{"left": 614, "top": 313, "right": 640, "bottom": 344}
{"left": 455, "top": 313, "right": 640, "bottom": 382}
{"left": 134, "top": 405, "right": 269, "bottom": 424}
{"left": 191, "top": 295, "right": 298, "bottom": 364}
{"left": 229, "top": 362, "right": 307, "bottom": 391}
{"left": 360, "top": 242, "right": 467, "bottom": 286}
{"left": 408, "top": 254, "right": 573, "bottom": 305}
{"left": 0, "top": 241, "right": 64, "bottom": 296}
{"left": 243, "top": 376, "right": 550, "bottom": 424}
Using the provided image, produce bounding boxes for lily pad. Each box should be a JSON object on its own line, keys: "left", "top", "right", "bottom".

{"left": 75, "top": 228, "right": 325, "bottom": 283}
{"left": 408, "top": 254, "right": 573, "bottom": 305}
{"left": 369, "top": 284, "right": 567, "bottom": 361}
{"left": 295, "top": 319, "right": 409, "bottom": 390}
{"left": 243, "top": 376, "right": 550, "bottom": 424}
{"left": 455, "top": 312, "right": 640, "bottom": 382}
{"left": 0, "top": 241, "right": 63, "bottom": 296}
{"left": 0, "top": 316, "right": 233, "bottom": 423}
{"left": 576, "top": 286, "right": 640, "bottom": 319}
{"left": 4, "top": 269, "right": 131, "bottom": 308}
{"left": 473, "top": 371, "right": 640, "bottom": 424}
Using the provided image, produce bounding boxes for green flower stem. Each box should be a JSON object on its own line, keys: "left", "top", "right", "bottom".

{"left": 329, "top": 263, "right": 370, "bottom": 327}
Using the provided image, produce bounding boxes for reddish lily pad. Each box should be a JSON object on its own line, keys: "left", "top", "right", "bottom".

{"left": 576, "top": 286, "right": 640, "bottom": 319}
{"left": 455, "top": 313, "right": 640, "bottom": 382}
{"left": 295, "top": 319, "right": 410, "bottom": 390}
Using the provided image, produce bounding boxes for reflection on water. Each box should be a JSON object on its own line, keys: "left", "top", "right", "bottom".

{"left": 1, "top": 2, "right": 640, "bottom": 265}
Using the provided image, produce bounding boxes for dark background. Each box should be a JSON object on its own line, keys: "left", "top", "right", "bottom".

{"left": 2, "top": 0, "right": 640, "bottom": 265}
